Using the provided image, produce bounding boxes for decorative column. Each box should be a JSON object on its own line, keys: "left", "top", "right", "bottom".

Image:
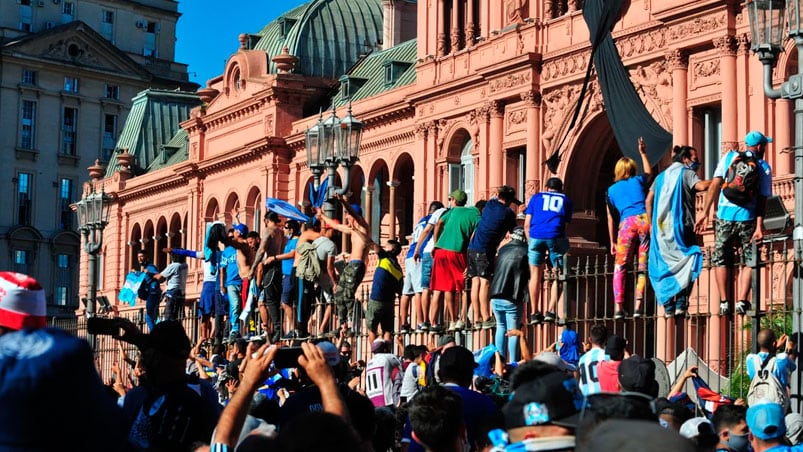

{"left": 387, "top": 180, "right": 400, "bottom": 240}
{"left": 775, "top": 99, "right": 793, "bottom": 174}
{"left": 522, "top": 90, "right": 542, "bottom": 198}
{"left": 427, "top": 121, "right": 439, "bottom": 202}
{"left": 465, "top": 0, "right": 475, "bottom": 46}
{"left": 715, "top": 35, "right": 739, "bottom": 150}
{"left": 666, "top": 49, "right": 689, "bottom": 147}
{"left": 437, "top": 0, "right": 447, "bottom": 57}
{"left": 488, "top": 100, "right": 505, "bottom": 192}
{"left": 364, "top": 185, "right": 374, "bottom": 230}
{"left": 450, "top": 0, "right": 461, "bottom": 52}
{"left": 414, "top": 123, "right": 429, "bottom": 218}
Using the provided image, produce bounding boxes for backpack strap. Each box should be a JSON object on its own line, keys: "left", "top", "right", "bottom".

{"left": 759, "top": 353, "right": 773, "bottom": 371}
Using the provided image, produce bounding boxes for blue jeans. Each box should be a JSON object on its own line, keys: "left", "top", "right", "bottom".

{"left": 227, "top": 284, "right": 242, "bottom": 334}
{"left": 144, "top": 292, "right": 161, "bottom": 331}
{"left": 492, "top": 298, "right": 522, "bottom": 362}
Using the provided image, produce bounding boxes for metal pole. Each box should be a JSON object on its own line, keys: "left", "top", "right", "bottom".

{"left": 791, "top": 37, "right": 803, "bottom": 411}
{"left": 324, "top": 162, "right": 339, "bottom": 220}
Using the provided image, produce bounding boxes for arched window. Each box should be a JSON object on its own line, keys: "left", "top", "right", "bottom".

{"left": 449, "top": 139, "right": 474, "bottom": 205}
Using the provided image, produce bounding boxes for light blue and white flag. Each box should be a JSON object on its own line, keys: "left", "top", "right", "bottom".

{"left": 119, "top": 271, "right": 145, "bottom": 306}
{"left": 648, "top": 163, "right": 702, "bottom": 305}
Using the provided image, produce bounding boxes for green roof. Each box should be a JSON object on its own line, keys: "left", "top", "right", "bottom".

{"left": 332, "top": 38, "right": 417, "bottom": 107}
{"left": 253, "top": 0, "right": 383, "bottom": 79}
{"left": 146, "top": 128, "right": 189, "bottom": 172}
{"left": 105, "top": 89, "right": 201, "bottom": 177}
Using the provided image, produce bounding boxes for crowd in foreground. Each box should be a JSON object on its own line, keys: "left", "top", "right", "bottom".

{"left": 0, "top": 271, "right": 802, "bottom": 452}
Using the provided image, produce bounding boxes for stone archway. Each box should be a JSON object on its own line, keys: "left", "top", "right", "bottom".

{"left": 392, "top": 152, "right": 415, "bottom": 240}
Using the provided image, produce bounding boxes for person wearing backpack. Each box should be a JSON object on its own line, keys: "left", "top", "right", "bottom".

{"left": 696, "top": 130, "right": 773, "bottom": 317}
{"left": 745, "top": 329, "right": 796, "bottom": 409}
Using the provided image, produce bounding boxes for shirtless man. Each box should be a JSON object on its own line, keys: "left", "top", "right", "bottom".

{"left": 317, "top": 194, "right": 372, "bottom": 331}
{"left": 252, "top": 212, "right": 285, "bottom": 341}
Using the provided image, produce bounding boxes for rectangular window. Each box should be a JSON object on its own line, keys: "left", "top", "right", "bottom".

{"left": 62, "top": 1, "right": 74, "bottom": 17}
{"left": 102, "top": 114, "right": 118, "bottom": 161}
{"left": 703, "top": 106, "right": 723, "bottom": 180}
{"left": 62, "top": 107, "right": 77, "bottom": 155}
{"left": 20, "top": 100, "right": 36, "bottom": 149}
{"left": 101, "top": 10, "right": 114, "bottom": 41}
{"left": 19, "top": 1, "right": 32, "bottom": 31}
{"left": 64, "top": 76, "right": 79, "bottom": 93}
{"left": 102, "top": 10, "right": 114, "bottom": 23}
{"left": 21, "top": 69, "right": 36, "bottom": 85}
{"left": 104, "top": 84, "right": 119, "bottom": 100}
{"left": 17, "top": 172, "right": 32, "bottom": 225}
{"left": 20, "top": 0, "right": 32, "bottom": 5}
{"left": 55, "top": 254, "right": 72, "bottom": 306}
{"left": 14, "top": 250, "right": 29, "bottom": 275}
{"left": 59, "top": 178, "right": 73, "bottom": 230}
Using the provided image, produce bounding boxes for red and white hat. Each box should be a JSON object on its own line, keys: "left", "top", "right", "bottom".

{"left": 0, "top": 272, "right": 46, "bottom": 330}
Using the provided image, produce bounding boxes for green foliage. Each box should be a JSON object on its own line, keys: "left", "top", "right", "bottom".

{"left": 725, "top": 311, "right": 792, "bottom": 399}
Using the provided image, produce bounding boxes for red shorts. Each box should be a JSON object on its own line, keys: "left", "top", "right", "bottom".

{"left": 429, "top": 248, "right": 466, "bottom": 293}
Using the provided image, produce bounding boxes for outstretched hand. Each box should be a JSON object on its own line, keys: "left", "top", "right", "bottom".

{"left": 638, "top": 136, "right": 646, "bottom": 153}
{"left": 298, "top": 342, "right": 335, "bottom": 388}
{"left": 241, "top": 343, "right": 278, "bottom": 387}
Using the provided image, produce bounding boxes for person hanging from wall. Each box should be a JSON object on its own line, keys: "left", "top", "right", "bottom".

{"left": 135, "top": 250, "right": 162, "bottom": 331}
{"left": 605, "top": 137, "right": 652, "bottom": 320}
{"left": 646, "top": 144, "right": 710, "bottom": 318}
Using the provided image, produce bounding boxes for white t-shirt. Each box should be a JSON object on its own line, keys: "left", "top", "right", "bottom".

{"left": 577, "top": 347, "right": 607, "bottom": 396}
{"left": 423, "top": 208, "right": 447, "bottom": 254}
{"left": 160, "top": 262, "right": 188, "bottom": 291}
{"left": 399, "top": 362, "right": 421, "bottom": 401}
{"left": 365, "top": 353, "right": 402, "bottom": 407}
{"left": 313, "top": 236, "right": 337, "bottom": 291}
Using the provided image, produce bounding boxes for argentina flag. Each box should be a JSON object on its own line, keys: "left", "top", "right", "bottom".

{"left": 648, "top": 163, "right": 703, "bottom": 305}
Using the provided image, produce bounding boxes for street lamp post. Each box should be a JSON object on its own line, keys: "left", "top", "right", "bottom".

{"left": 74, "top": 184, "right": 113, "bottom": 319}
{"left": 747, "top": 0, "right": 803, "bottom": 410}
{"left": 304, "top": 102, "right": 364, "bottom": 219}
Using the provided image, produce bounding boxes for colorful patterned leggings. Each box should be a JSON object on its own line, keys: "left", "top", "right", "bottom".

{"left": 613, "top": 213, "right": 650, "bottom": 305}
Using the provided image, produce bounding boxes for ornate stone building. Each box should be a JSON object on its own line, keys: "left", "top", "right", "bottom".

{"left": 87, "top": 0, "right": 796, "bottom": 367}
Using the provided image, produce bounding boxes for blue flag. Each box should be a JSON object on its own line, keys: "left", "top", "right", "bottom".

{"left": 265, "top": 198, "right": 309, "bottom": 222}
{"left": 119, "top": 271, "right": 145, "bottom": 306}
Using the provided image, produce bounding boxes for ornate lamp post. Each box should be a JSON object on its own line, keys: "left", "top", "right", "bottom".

{"left": 746, "top": 0, "right": 803, "bottom": 409}
{"left": 305, "top": 103, "right": 363, "bottom": 219}
{"left": 74, "top": 183, "right": 113, "bottom": 319}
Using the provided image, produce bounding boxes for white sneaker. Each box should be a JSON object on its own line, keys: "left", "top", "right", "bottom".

{"left": 453, "top": 320, "right": 466, "bottom": 330}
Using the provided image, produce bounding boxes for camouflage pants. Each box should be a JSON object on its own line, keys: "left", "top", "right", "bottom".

{"left": 334, "top": 261, "right": 366, "bottom": 327}
{"left": 711, "top": 218, "right": 757, "bottom": 267}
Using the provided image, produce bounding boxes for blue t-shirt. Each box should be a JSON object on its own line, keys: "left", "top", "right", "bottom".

{"left": 714, "top": 151, "right": 773, "bottom": 221}
{"left": 142, "top": 263, "right": 161, "bottom": 293}
{"left": 468, "top": 198, "right": 517, "bottom": 254}
{"left": 282, "top": 237, "right": 298, "bottom": 276}
{"left": 221, "top": 246, "right": 241, "bottom": 287}
{"left": 746, "top": 351, "right": 796, "bottom": 388}
{"left": 607, "top": 175, "right": 647, "bottom": 220}
{"left": 406, "top": 214, "right": 431, "bottom": 259}
{"left": 370, "top": 250, "right": 403, "bottom": 302}
{"left": 525, "top": 192, "right": 573, "bottom": 239}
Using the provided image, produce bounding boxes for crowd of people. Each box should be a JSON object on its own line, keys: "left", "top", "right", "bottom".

{"left": 0, "top": 271, "right": 801, "bottom": 451}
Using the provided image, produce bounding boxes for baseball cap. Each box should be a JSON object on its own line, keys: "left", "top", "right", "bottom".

{"left": 438, "top": 345, "right": 477, "bottom": 375}
{"left": 533, "top": 351, "right": 576, "bottom": 372}
{"left": 349, "top": 204, "right": 363, "bottom": 217}
{"left": 233, "top": 223, "right": 248, "bottom": 236}
{"left": 316, "top": 341, "right": 340, "bottom": 366}
{"left": 605, "top": 335, "right": 626, "bottom": 360}
{"left": 618, "top": 355, "right": 658, "bottom": 397}
{"left": 438, "top": 334, "right": 456, "bottom": 348}
{"left": 502, "top": 371, "right": 583, "bottom": 429}
{"left": 0, "top": 272, "right": 46, "bottom": 330}
{"left": 498, "top": 185, "right": 523, "bottom": 205}
{"left": 747, "top": 402, "right": 786, "bottom": 440}
{"left": 510, "top": 226, "right": 526, "bottom": 242}
{"left": 679, "top": 417, "right": 715, "bottom": 440}
{"left": 745, "top": 131, "right": 773, "bottom": 147}
{"left": 371, "top": 338, "right": 389, "bottom": 353}
{"left": 449, "top": 189, "right": 468, "bottom": 204}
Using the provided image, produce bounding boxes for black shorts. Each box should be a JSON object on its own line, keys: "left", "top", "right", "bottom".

{"left": 467, "top": 249, "right": 494, "bottom": 279}
{"left": 261, "top": 265, "right": 282, "bottom": 304}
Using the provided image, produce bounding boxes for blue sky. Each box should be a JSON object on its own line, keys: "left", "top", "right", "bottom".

{"left": 176, "top": 1, "right": 306, "bottom": 86}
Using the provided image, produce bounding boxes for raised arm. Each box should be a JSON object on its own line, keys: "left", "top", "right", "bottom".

{"left": 637, "top": 137, "right": 652, "bottom": 180}
{"left": 337, "top": 194, "right": 370, "bottom": 231}
{"left": 162, "top": 247, "right": 203, "bottom": 259}
{"left": 317, "top": 208, "right": 353, "bottom": 235}
{"left": 412, "top": 222, "right": 435, "bottom": 261}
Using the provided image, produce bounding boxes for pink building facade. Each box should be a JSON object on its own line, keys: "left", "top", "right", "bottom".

{"left": 82, "top": 0, "right": 797, "bottom": 369}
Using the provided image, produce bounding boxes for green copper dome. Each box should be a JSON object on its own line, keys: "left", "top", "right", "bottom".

{"left": 253, "top": 0, "right": 383, "bottom": 79}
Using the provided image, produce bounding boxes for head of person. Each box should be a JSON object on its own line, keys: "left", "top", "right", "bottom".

{"left": 654, "top": 398, "right": 693, "bottom": 432}
{"left": 246, "top": 231, "right": 260, "bottom": 249}
{"left": 409, "top": 385, "right": 466, "bottom": 452}
{"left": 756, "top": 328, "right": 777, "bottom": 352}
{"left": 474, "top": 199, "right": 487, "bottom": 214}
{"left": 437, "top": 345, "right": 477, "bottom": 387}
{"left": 339, "top": 340, "right": 352, "bottom": 359}
{"left": 712, "top": 404, "right": 749, "bottom": 452}
{"left": 438, "top": 334, "right": 456, "bottom": 350}
{"left": 497, "top": 185, "right": 523, "bottom": 207}
{"left": 605, "top": 335, "right": 626, "bottom": 362}
{"left": 385, "top": 239, "right": 402, "bottom": 257}
{"left": 371, "top": 339, "right": 390, "bottom": 354}
{"left": 745, "top": 130, "right": 772, "bottom": 157}
{"left": 747, "top": 402, "right": 786, "bottom": 450}
{"left": 533, "top": 351, "right": 576, "bottom": 375}
{"left": 429, "top": 200, "right": 445, "bottom": 213}
{"left": 345, "top": 204, "right": 363, "bottom": 226}
{"left": 0, "top": 272, "right": 46, "bottom": 335}
{"left": 138, "top": 320, "right": 192, "bottom": 385}
{"left": 228, "top": 228, "right": 235, "bottom": 240}
{"left": 449, "top": 189, "right": 468, "bottom": 207}
{"left": 233, "top": 223, "right": 248, "bottom": 238}
{"left": 617, "top": 355, "right": 659, "bottom": 398}
{"left": 589, "top": 324, "right": 608, "bottom": 348}
{"left": 502, "top": 370, "right": 582, "bottom": 443}
{"left": 576, "top": 419, "right": 697, "bottom": 452}
{"left": 546, "top": 177, "right": 564, "bottom": 193}
{"left": 672, "top": 145, "right": 701, "bottom": 171}
{"left": 614, "top": 157, "right": 638, "bottom": 182}
{"left": 170, "top": 252, "right": 186, "bottom": 264}
{"left": 264, "top": 211, "right": 281, "bottom": 230}
{"left": 284, "top": 220, "right": 300, "bottom": 237}
{"left": 137, "top": 250, "right": 148, "bottom": 264}
{"left": 277, "top": 411, "right": 361, "bottom": 452}
{"left": 322, "top": 218, "right": 340, "bottom": 237}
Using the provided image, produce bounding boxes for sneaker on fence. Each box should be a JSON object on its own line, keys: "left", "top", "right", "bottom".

{"left": 453, "top": 320, "right": 466, "bottom": 330}
{"left": 482, "top": 318, "right": 496, "bottom": 330}
{"left": 281, "top": 331, "right": 297, "bottom": 341}
{"left": 614, "top": 310, "right": 626, "bottom": 320}
{"left": 295, "top": 331, "right": 310, "bottom": 340}
{"left": 430, "top": 323, "right": 445, "bottom": 333}
{"left": 735, "top": 300, "right": 751, "bottom": 316}
{"left": 543, "top": 312, "right": 557, "bottom": 323}
{"left": 400, "top": 323, "right": 411, "bottom": 334}
{"left": 675, "top": 300, "right": 689, "bottom": 318}
{"left": 417, "top": 322, "right": 430, "bottom": 332}
{"left": 719, "top": 301, "right": 732, "bottom": 316}
{"left": 663, "top": 305, "right": 675, "bottom": 319}
{"left": 632, "top": 308, "right": 644, "bottom": 319}
{"left": 447, "top": 321, "right": 457, "bottom": 332}
{"left": 528, "top": 313, "right": 543, "bottom": 325}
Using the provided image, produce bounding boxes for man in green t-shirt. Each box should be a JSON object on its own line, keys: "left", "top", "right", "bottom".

{"left": 428, "top": 189, "right": 480, "bottom": 333}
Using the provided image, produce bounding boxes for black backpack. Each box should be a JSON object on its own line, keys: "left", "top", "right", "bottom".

{"left": 722, "top": 151, "right": 760, "bottom": 205}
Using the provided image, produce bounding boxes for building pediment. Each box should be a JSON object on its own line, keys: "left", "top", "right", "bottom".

{"left": 2, "top": 21, "right": 152, "bottom": 80}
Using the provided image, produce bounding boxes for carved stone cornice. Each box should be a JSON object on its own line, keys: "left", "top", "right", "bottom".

{"left": 414, "top": 122, "right": 428, "bottom": 139}
{"left": 665, "top": 49, "right": 689, "bottom": 71}
{"left": 486, "top": 100, "right": 504, "bottom": 118}
{"left": 713, "top": 35, "right": 738, "bottom": 57}
{"left": 737, "top": 33, "right": 751, "bottom": 55}
{"left": 520, "top": 90, "right": 542, "bottom": 107}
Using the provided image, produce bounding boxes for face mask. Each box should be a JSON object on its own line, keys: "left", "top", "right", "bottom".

{"left": 686, "top": 161, "right": 701, "bottom": 171}
{"left": 726, "top": 432, "right": 749, "bottom": 452}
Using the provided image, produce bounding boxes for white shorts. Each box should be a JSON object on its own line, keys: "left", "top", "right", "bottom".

{"left": 402, "top": 257, "right": 422, "bottom": 295}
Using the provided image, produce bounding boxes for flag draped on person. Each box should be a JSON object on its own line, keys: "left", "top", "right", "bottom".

{"left": 648, "top": 164, "right": 703, "bottom": 304}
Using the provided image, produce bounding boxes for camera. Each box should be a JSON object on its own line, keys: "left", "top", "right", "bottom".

{"left": 87, "top": 317, "right": 120, "bottom": 336}
{"left": 273, "top": 346, "right": 304, "bottom": 369}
